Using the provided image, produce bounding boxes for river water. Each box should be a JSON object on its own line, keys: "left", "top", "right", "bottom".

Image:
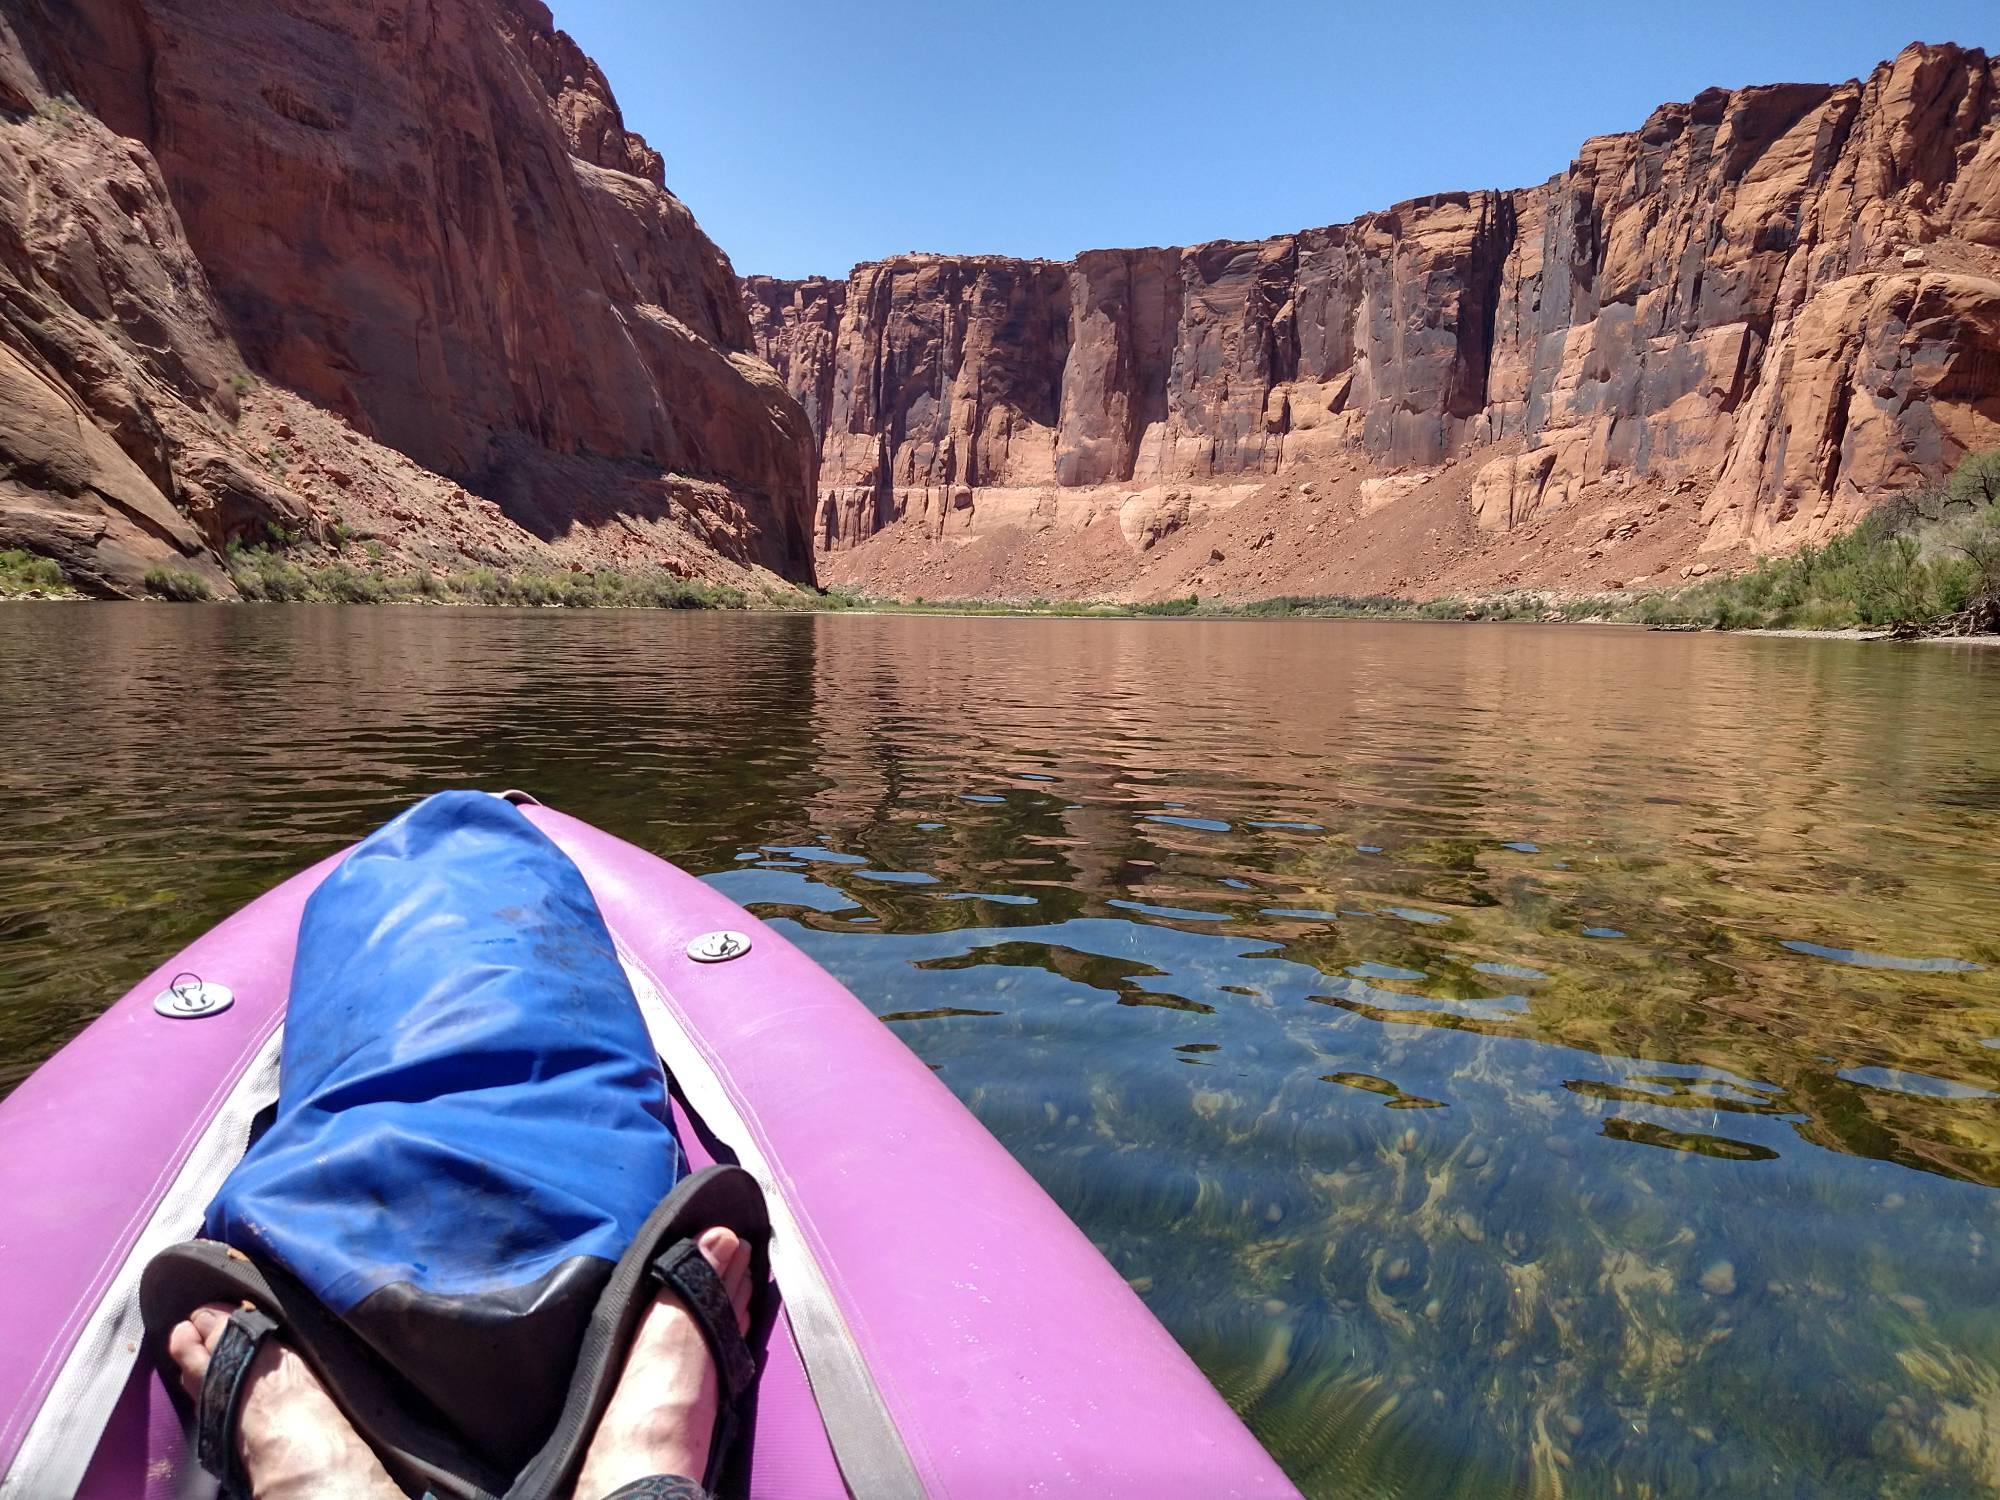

{"left": 3, "top": 606, "right": 1998, "bottom": 1496}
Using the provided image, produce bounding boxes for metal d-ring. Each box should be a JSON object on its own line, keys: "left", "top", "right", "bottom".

{"left": 154, "top": 971, "right": 236, "bottom": 1019}
{"left": 686, "top": 930, "right": 752, "bottom": 963}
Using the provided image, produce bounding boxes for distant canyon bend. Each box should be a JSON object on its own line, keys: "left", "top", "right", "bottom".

{"left": 747, "top": 41, "right": 2000, "bottom": 603}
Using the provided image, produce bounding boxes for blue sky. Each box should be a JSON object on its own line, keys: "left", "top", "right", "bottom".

{"left": 548, "top": 1, "right": 1998, "bottom": 280}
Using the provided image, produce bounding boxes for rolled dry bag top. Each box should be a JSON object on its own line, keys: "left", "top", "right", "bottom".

{"left": 200, "top": 790, "right": 684, "bottom": 1471}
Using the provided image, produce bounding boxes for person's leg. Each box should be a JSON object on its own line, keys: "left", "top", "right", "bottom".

{"left": 163, "top": 1224, "right": 752, "bottom": 1500}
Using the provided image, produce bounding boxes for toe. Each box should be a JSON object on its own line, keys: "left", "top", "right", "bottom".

{"left": 167, "top": 1303, "right": 234, "bottom": 1399}
{"left": 696, "top": 1226, "right": 752, "bottom": 1335}
{"left": 696, "top": 1224, "right": 738, "bottom": 1267}
{"left": 722, "top": 1238, "right": 752, "bottom": 1334}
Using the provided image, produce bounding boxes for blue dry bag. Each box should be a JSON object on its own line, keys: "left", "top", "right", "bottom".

{"left": 202, "top": 790, "right": 683, "bottom": 1465}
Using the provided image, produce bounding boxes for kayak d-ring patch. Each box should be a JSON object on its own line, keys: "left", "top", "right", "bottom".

{"left": 686, "top": 930, "right": 752, "bottom": 964}
{"left": 154, "top": 972, "right": 235, "bottom": 1019}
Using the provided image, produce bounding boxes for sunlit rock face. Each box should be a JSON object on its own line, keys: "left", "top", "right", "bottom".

{"left": 0, "top": 0, "right": 817, "bottom": 594}
{"left": 745, "top": 43, "right": 2000, "bottom": 564}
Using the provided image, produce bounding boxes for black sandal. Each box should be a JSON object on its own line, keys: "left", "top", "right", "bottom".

{"left": 140, "top": 1246, "right": 504, "bottom": 1499}
{"left": 504, "top": 1164, "right": 773, "bottom": 1500}
{"left": 649, "top": 1232, "right": 761, "bottom": 1490}
{"left": 142, "top": 1165, "right": 770, "bottom": 1500}
{"left": 546, "top": 1237, "right": 762, "bottom": 1500}
{"left": 599, "top": 1478, "right": 712, "bottom": 1500}
{"left": 190, "top": 1304, "right": 281, "bottom": 1500}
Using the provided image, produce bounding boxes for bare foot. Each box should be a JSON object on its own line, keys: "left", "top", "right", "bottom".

{"left": 168, "top": 1303, "right": 403, "bottom": 1500}
{"left": 572, "top": 1227, "right": 754, "bottom": 1500}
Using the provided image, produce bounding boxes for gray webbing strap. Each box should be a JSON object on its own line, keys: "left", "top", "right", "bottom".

{"left": 618, "top": 951, "right": 926, "bottom": 1500}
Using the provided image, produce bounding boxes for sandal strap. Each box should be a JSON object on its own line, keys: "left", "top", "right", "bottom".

{"left": 195, "top": 1306, "right": 281, "bottom": 1499}
{"left": 649, "top": 1238, "right": 757, "bottom": 1489}
{"left": 650, "top": 1240, "right": 757, "bottom": 1403}
{"left": 598, "top": 1479, "right": 711, "bottom": 1500}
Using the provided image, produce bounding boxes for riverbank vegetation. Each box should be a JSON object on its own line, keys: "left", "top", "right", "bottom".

{"left": 18, "top": 451, "right": 2000, "bottom": 636}
{"left": 0, "top": 550, "right": 75, "bottom": 598}
{"left": 188, "top": 544, "right": 752, "bottom": 609}
{"left": 813, "top": 588, "right": 1613, "bottom": 624}
{"left": 1627, "top": 452, "right": 2000, "bottom": 635}
{"left": 123, "top": 548, "right": 752, "bottom": 609}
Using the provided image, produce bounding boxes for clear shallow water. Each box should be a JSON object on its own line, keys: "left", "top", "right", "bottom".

{"left": 4, "top": 607, "right": 2000, "bottom": 1497}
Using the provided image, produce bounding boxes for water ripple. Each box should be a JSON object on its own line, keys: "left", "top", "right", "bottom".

{"left": 4, "top": 609, "right": 2000, "bottom": 1497}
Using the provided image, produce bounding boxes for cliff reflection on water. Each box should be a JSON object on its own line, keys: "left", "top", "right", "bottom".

{"left": 3, "top": 607, "right": 1999, "bottom": 1496}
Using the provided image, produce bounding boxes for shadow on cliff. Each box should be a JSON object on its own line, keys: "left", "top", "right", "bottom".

{"left": 470, "top": 437, "right": 817, "bottom": 585}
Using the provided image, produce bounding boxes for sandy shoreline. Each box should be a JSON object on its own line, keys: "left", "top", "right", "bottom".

{"left": 1738, "top": 626, "right": 2000, "bottom": 645}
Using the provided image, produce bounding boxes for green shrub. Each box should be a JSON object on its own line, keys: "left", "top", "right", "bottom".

{"left": 1237, "top": 594, "right": 1426, "bottom": 619}
{"left": 1933, "top": 499, "right": 2000, "bottom": 628}
{"left": 226, "top": 545, "right": 313, "bottom": 601}
{"left": 1947, "top": 450, "right": 2000, "bottom": 510}
{"left": 32, "top": 94, "right": 80, "bottom": 131}
{"left": 143, "top": 566, "right": 214, "bottom": 602}
{"left": 453, "top": 568, "right": 503, "bottom": 605}
{"left": 416, "top": 566, "right": 745, "bottom": 611}
{"left": 1621, "top": 451, "right": 2000, "bottom": 633}
{"left": 317, "top": 564, "right": 390, "bottom": 603}
{"left": 1415, "top": 596, "right": 1469, "bottom": 621}
{"left": 0, "top": 549, "right": 67, "bottom": 595}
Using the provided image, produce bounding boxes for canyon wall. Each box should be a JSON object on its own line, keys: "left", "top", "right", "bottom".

{"left": 746, "top": 44, "right": 2000, "bottom": 579}
{"left": 2, "top": 0, "right": 816, "bottom": 595}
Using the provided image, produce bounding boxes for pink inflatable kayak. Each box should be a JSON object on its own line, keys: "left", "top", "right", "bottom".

{"left": 0, "top": 797, "right": 1296, "bottom": 1498}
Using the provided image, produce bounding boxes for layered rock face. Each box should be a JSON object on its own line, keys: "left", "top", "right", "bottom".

{"left": 2, "top": 0, "right": 815, "bottom": 594}
{"left": 746, "top": 44, "right": 2000, "bottom": 574}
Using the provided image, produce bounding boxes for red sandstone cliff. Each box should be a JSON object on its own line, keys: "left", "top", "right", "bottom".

{"left": 746, "top": 44, "right": 2000, "bottom": 602}
{"left": 2, "top": 0, "right": 816, "bottom": 596}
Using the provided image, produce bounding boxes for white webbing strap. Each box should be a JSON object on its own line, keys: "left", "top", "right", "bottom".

{"left": 0, "top": 1025, "right": 284, "bottom": 1500}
